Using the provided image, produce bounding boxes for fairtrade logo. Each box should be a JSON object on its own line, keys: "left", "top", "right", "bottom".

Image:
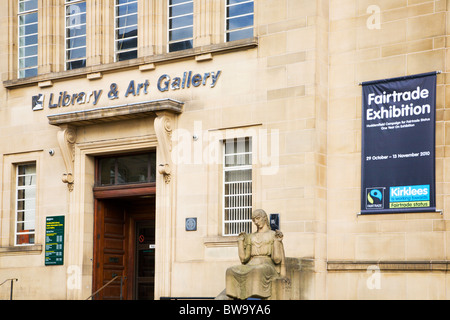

{"left": 366, "top": 187, "right": 385, "bottom": 210}
{"left": 368, "top": 189, "right": 383, "bottom": 204}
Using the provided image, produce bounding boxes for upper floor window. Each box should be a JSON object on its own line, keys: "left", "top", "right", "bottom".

{"left": 18, "top": 0, "right": 38, "bottom": 78}
{"left": 15, "top": 163, "right": 37, "bottom": 246}
{"left": 223, "top": 138, "right": 253, "bottom": 236}
{"left": 115, "top": 0, "right": 138, "bottom": 61}
{"left": 168, "top": 0, "right": 193, "bottom": 52}
{"left": 65, "top": 0, "right": 87, "bottom": 70}
{"left": 225, "top": 0, "right": 254, "bottom": 42}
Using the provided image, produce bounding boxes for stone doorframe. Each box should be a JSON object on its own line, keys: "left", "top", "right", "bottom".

{"left": 48, "top": 99, "right": 183, "bottom": 299}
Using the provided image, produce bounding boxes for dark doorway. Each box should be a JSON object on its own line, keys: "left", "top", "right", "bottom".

{"left": 135, "top": 220, "right": 155, "bottom": 300}
{"left": 92, "top": 196, "right": 155, "bottom": 300}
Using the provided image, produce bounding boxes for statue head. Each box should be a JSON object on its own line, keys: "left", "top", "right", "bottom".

{"left": 252, "top": 209, "right": 270, "bottom": 230}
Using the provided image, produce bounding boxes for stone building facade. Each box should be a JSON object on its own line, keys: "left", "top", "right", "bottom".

{"left": 0, "top": 0, "right": 449, "bottom": 300}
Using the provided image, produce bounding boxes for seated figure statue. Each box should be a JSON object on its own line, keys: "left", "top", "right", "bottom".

{"left": 226, "top": 209, "right": 286, "bottom": 300}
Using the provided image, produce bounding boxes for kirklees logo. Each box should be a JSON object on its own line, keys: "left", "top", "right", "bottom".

{"left": 389, "top": 185, "right": 430, "bottom": 209}
{"left": 366, "top": 187, "right": 385, "bottom": 210}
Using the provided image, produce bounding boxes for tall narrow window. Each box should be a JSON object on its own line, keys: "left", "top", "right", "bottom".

{"left": 225, "top": 0, "right": 254, "bottom": 42}
{"left": 15, "top": 163, "right": 36, "bottom": 246}
{"left": 65, "top": 0, "right": 86, "bottom": 70}
{"left": 18, "top": 0, "right": 38, "bottom": 78}
{"left": 168, "top": 0, "right": 193, "bottom": 52}
{"left": 115, "top": 0, "right": 138, "bottom": 61}
{"left": 223, "top": 138, "right": 252, "bottom": 236}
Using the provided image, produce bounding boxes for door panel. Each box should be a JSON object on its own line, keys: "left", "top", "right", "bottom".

{"left": 93, "top": 199, "right": 128, "bottom": 300}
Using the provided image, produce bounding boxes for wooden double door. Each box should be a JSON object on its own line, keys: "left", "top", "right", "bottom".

{"left": 93, "top": 197, "right": 155, "bottom": 300}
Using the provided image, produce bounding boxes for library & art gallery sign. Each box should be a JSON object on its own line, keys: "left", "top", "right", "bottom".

{"left": 361, "top": 71, "right": 437, "bottom": 214}
{"left": 31, "top": 70, "right": 222, "bottom": 111}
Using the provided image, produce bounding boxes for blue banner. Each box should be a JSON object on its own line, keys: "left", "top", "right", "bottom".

{"left": 361, "top": 72, "right": 437, "bottom": 214}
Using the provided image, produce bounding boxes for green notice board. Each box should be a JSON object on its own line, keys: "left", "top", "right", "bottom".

{"left": 45, "top": 216, "right": 65, "bottom": 266}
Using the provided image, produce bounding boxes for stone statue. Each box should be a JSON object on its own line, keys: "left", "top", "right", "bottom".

{"left": 225, "top": 209, "right": 286, "bottom": 300}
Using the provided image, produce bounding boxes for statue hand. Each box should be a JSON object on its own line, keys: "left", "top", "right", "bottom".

{"left": 237, "top": 232, "right": 246, "bottom": 242}
{"left": 275, "top": 230, "right": 283, "bottom": 240}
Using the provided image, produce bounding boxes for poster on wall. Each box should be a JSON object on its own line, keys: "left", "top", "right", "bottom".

{"left": 45, "top": 216, "right": 65, "bottom": 266}
{"left": 361, "top": 71, "right": 437, "bottom": 214}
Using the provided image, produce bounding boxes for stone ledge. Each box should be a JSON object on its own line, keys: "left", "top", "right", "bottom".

{"left": 3, "top": 38, "right": 258, "bottom": 89}
{"left": 47, "top": 98, "right": 184, "bottom": 127}
{"left": 0, "top": 244, "right": 43, "bottom": 256}
{"left": 327, "top": 260, "right": 450, "bottom": 271}
{"left": 203, "top": 236, "right": 238, "bottom": 247}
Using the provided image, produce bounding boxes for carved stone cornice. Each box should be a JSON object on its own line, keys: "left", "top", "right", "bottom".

{"left": 56, "top": 125, "right": 77, "bottom": 191}
{"left": 48, "top": 99, "right": 184, "bottom": 188}
{"left": 154, "top": 113, "right": 174, "bottom": 184}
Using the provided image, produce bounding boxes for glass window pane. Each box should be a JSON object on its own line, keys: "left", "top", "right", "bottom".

{"left": 116, "top": 2, "right": 138, "bottom": 16}
{"left": 19, "top": 34, "right": 38, "bottom": 47}
{"left": 66, "top": 13, "right": 86, "bottom": 27}
{"left": 100, "top": 158, "right": 115, "bottom": 185}
{"left": 66, "top": 2, "right": 86, "bottom": 17}
{"left": 116, "top": 26, "right": 137, "bottom": 39}
{"left": 19, "top": 45, "right": 38, "bottom": 58}
{"left": 116, "top": 37, "right": 138, "bottom": 51}
{"left": 169, "top": 15, "right": 193, "bottom": 29}
{"left": 67, "top": 47, "right": 86, "bottom": 60}
{"left": 226, "top": 28, "right": 254, "bottom": 42}
{"left": 117, "top": 0, "right": 136, "bottom": 4}
{"left": 67, "top": 36, "right": 86, "bottom": 49}
{"left": 227, "top": 2, "right": 254, "bottom": 17}
{"left": 117, "top": 154, "right": 150, "bottom": 184}
{"left": 170, "top": 0, "right": 191, "bottom": 5}
{"left": 98, "top": 153, "right": 156, "bottom": 186}
{"left": 19, "top": 0, "right": 38, "bottom": 12}
{"left": 16, "top": 233, "right": 35, "bottom": 245}
{"left": 116, "top": 50, "right": 137, "bottom": 61}
{"left": 169, "top": 27, "right": 193, "bottom": 42}
{"left": 66, "top": 25, "right": 86, "bottom": 38}
{"left": 19, "top": 68, "right": 38, "bottom": 78}
{"left": 67, "top": 59, "right": 86, "bottom": 70}
{"left": 19, "top": 56, "right": 38, "bottom": 69}
{"left": 19, "top": 12, "right": 38, "bottom": 25}
{"left": 169, "top": 2, "right": 193, "bottom": 17}
{"left": 227, "top": 15, "right": 254, "bottom": 30}
{"left": 117, "top": 14, "right": 138, "bottom": 28}
{"left": 169, "top": 40, "right": 193, "bottom": 52}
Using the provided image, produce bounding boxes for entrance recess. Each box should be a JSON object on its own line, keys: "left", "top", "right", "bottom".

{"left": 92, "top": 152, "right": 156, "bottom": 300}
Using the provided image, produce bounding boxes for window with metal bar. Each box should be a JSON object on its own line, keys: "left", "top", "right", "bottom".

{"left": 18, "top": 0, "right": 38, "bottom": 78}
{"left": 168, "top": 0, "right": 193, "bottom": 52}
{"left": 15, "top": 163, "right": 36, "bottom": 246}
{"left": 65, "top": 0, "right": 86, "bottom": 70}
{"left": 223, "top": 138, "right": 252, "bottom": 236}
{"left": 225, "top": 0, "right": 254, "bottom": 42}
{"left": 115, "top": 0, "right": 138, "bottom": 61}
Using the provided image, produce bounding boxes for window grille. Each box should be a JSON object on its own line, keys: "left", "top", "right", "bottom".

{"left": 225, "top": 0, "right": 254, "bottom": 42}
{"left": 15, "top": 164, "right": 36, "bottom": 246}
{"left": 65, "top": 0, "right": 86, "bottom": 70}
{"left": 18, "top": 0, "right": 38, "bottom": 78}
{"left": 115, "top": 0, "right": 138, "bottom": 61}
{"left": 223, "top": 138, "right": 252, "bottom": 236}
{"left": 168, "top": 0, "right": 193, "bottom": 52}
